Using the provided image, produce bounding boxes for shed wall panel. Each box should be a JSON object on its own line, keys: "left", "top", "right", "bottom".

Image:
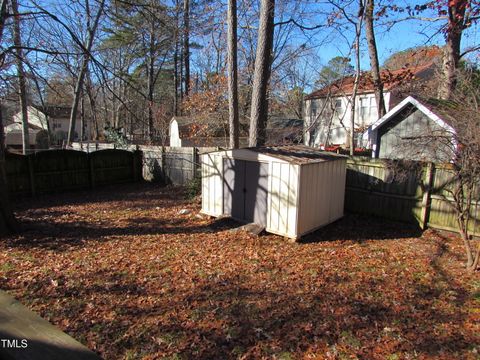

{"left": 201, "top": 154, "right": 223, "bottom": 216}
{"left": 297, "top": 160, "right": 346, "bottom": 236}
{"left": 267, "top": 162, "right": 298, "bottom": 237}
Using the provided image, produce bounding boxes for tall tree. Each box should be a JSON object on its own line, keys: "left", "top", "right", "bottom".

{"left": 364, "top": 0, "right": 385, "bottom": 118}
{"left": 227, "top": 0, "right": 239, "bottom": 148}
{"left": 173, "top": 0, "right": 181, "bottom": 115}
{"left": 439, "top": 0, "right": 469, "bottom": 99}
{"left": 316, "top": 56, "right": 355, "bottom": 88}
{"left": 0, "top": 0, "right": 17, "bottom": 235}
{"left": 249, "top": 0, "right": 275, "bottom": 147}
{"left": 66, "top": 0, "right": 105, "bottom": 147}
{"left": 348, "top": 0, "right": 364, "bottom": 155}
{"left": 12, "top": 0, "right": 30, "bottom": 154}
{"left": 183, "top": 0, "right": 190, "bottom": 96}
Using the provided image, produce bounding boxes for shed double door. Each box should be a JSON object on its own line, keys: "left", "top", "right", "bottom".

{"left": 223, "top": 159, "right": 268, "bottom": 226}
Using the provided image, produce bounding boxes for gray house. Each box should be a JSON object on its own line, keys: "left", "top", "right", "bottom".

{"left": 363, "top": 96, "right": 456, "bottom": 162}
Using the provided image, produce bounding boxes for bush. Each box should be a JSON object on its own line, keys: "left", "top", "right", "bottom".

{"left": 185, "top": 176, "right": 201, "bottom": 200}
{"left": 35, "top": 130, "right": 50, "bottom": 149}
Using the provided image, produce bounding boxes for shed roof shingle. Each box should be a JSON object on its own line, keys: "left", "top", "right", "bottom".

{"left": 247, "top": 145, "right": 346, "bottom": 164}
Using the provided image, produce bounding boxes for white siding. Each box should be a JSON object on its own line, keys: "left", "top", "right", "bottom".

{"left": 304, "top": 93, "right": 392, "bottom": 147}
{"left": 201, "top": 153, "right": 223, "bottom": 216}
{"left": 267, "top": 162, "right": 299, "bottom": 238}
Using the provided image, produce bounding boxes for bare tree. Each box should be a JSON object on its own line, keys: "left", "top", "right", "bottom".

{"left": 347, "top": 1, "right": 364, "bottom": 155}
{"left": 364, "top": 0, "right": 385, "bottom": 118}
{"left": 227, "top": 0, "right": 239, "bottom": 148}
{"left": 66, "top": 0, "right": 106, "bottom": 147}
{"left": 249, "top": 0, "right": 275, "bottom": 147}
{"left": 0, "top": 0, "right": 17, "bottom": 235}
{"left": 183, "top": 0, "right": 190, "bottom": 96}
{"left": 443, "top": 70, "right": 480, "bottom": 270}
{"left": 11, "top": 0, "right": 30, "bottom": 154}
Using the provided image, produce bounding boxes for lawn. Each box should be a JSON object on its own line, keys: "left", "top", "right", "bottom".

{"left": 0, "top": 183, "right": 479, "bottom": 360}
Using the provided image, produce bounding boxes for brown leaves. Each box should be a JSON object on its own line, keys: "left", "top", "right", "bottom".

{"left": 1, "top": 183, "right": 479, "bottom": 359}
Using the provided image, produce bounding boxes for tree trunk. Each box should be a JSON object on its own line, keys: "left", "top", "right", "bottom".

{"left": 248, "top": 0, "right": 275, "bottom": 147}
{"left": 349, "top": 1, "right": 364, "bottom": 156}
{"left": 80, "top": 90, "right": 85, "bottom": 142}
{"left": 0, "top": 109, "right": 18, "bottom": 236}
{"left": 183, "top": 0, "right": 190, "bottom": 96}
{"left": 66, "top": 0, "right": 105, "bottom": 147}
{"left": 439, "top": 0, "right": 466, "bottom": 100}
{"left": 470, "top": 243, "right": 480, "bottom": 271}
{"left": 12, "top": 0, "right": 30, "bottom": 155}
{"left": 0, "top": 0, "right": 17, "bottom": 236}
{"left": 227, "top": 0, "right": 239, "bottom": 149}
{"left": 364, "top": 0, "right": 385, "bottom": 118}
{"left": 147, "top": 18, "right": 155, "bottom": 142}
{"left": 173, "top": 30, "right": 179, "bottom": 116}
{"left": 85, "top": 71, "right": 99, "bottom": 140}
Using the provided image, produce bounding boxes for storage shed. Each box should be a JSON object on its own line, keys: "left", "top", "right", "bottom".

{"left": 201, "top": 145, "right": 347, "bottom": 240}
{"left": 363, "top": 96, "right": 456, "bottom": 162}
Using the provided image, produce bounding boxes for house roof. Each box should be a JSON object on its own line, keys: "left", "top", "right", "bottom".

{"left": 364, "top": 96, "right": 456, "bottom": 137}
{"left": 305, "top": 63, "right": 435, "bottom": 100}
{"left": 245, "top": 145, "right": 346, "bottom": 164}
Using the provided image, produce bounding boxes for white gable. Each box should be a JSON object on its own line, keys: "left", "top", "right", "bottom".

{"left": 12, "top": 106, "right": 48, "bottom": 130}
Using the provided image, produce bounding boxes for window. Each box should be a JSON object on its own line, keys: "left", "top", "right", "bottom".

{"left": 310, "top": 100, "right": 317, "bottom": 117}
{"left": 359, "top": 98, "right": 369, "bottom": 121}
{"left": 358, "top": 97, "right": 379, "bottom": 126}
{"left": 334, "top": 99, "right": 343, "bottom": 118}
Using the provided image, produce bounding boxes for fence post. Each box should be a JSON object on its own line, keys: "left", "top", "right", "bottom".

{"left": 192, "top": 147, "right": 198, "bottom": 179}
{"left": 88, "top": 153, "right": 95, "bottom": 189}
{"left": 132, "top": 150, "right": 142, "bottom": 182}
{"left": 161, "top": 146, "right": 166, "bottom": 182}
{"left": 420, "top": 162, "right": 434, "bottom": 230}
{"left": 27, "top": 154, "right": 36, "bottom": 196}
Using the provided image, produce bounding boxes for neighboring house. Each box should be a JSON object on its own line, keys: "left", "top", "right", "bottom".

{"left": 304, "top": 63, "right": 435, "bottom": 148}
{"left": 363, "top": 96, "right": 456, "bottom": 162}
{"left": 169, "top": 115, "right": 303, "bottom": 148}
{"left": 4, "top": 122, "right": 40, "bottom": 148}
{"left": 6, "top": 105, "right": 87, "bottom": 147}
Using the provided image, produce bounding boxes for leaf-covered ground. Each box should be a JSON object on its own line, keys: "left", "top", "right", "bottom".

{"left": 0, "top": 183, "right": 479, "bottom": 360}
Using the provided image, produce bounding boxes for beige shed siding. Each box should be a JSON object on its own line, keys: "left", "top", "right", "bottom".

{"left": 201, "top": 147, "right": 346, "bottom": 239}
{"left": 201, "top": 153, "right": 223, "bottom": 216}
{"left": 297, "top": 159, "right": 346, "bottom": 236}
{"left": 267, "top": 162, "right": 299, "bottom": 237}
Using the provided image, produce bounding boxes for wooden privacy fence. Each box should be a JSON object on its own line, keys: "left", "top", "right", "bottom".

{"left": 5, "top": 149, "right": 142, "bottom": 196}
{"left": 345, "top": 157, "right": 480, "bottom": 236}
{"left": 72, "top": 143, "right": 218, "bottom": 185}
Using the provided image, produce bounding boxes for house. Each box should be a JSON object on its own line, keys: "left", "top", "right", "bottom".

{"left": 5, "top": 105, "right": 87, "bottom": 147}
{"left": 304, "top": 63, "right": 435, "bottom": 148}
{"left": 169, "top": 115, "right": 303, "bottom": 148}
{"left": 3, "top": 122, "right": 41, "bottom": 148}
{"left": 363, "top": 96, "right": 456, "bottom": 162}
{"left": 201, "top": 145, "right": 346, "bottom": 240}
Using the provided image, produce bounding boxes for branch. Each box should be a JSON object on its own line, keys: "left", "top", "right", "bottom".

{"left": 460, "top": 45, "right": 480, "bottom": 58}
{"left": 274, "top": 18, "right": 325, "bottom": 31}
